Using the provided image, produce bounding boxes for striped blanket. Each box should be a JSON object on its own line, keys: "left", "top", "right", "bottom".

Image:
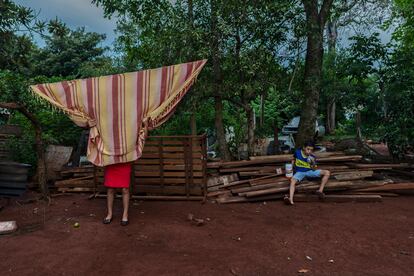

{"left": 30, "top": 60, "right": 207, "bottom": 166}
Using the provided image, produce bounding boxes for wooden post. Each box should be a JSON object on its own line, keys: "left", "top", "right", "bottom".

{"left": 201, "top": 134, "right": 208, "bottom": 199}
{"left": 190, "top": 112, "right": 197, "bottom": 135}
{"left": 159, "top": 137, "right": 165, "bottom": 193}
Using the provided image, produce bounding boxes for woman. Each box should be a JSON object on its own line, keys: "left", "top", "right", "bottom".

{"left": 102, "top": 162, "right": 132, "bottom": 226}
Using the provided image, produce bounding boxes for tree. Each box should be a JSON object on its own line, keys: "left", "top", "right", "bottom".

{"left": 94, "top": 0, "right": 295, "bottom": 159}
{"left": 31, "top": 25, "right": 109, "bottom": 78}
{"left": 0, "top": 0, "right": 43, "bottom": 74}
{"left": 296, "top": 0, "right": 334, "bottom": 146}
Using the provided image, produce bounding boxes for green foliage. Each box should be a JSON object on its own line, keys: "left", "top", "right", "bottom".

{"left": 382, "top": 46, "right": 414, "bottom": 157}
{"left": 31, "top": 26, "right": 109, "bottom": 78}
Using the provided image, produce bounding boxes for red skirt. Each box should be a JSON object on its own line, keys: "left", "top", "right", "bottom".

{"left": 104, "top": 162, "right": 132, "bottom": 188}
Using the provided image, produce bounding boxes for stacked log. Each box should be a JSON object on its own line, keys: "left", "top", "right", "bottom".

{"left": 54, "top": 166, "right": 94, "bottom": 192}
{"left": 207, "top": 152, "right": 414, "bottom": 204}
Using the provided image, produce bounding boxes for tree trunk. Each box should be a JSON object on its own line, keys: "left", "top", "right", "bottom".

{"left": 245, "top": 105, "right": 255, "bottom": 156}
{"left": 325, "top": 18, "right": 337, "bottom": 134}
{"left": 215, "top": 96, "right": 231, "bottom": 160}
{"left": 329, "top": 100, "right": 336, "bottom": 132}
{"left": 0, "top": 102, "right": 49, "bottom": 199}
{"left": 296, "top": 0, "right": 333, "bottom": 147}
{"left": 259, "top": 94, "right": 264, "bottom": 127}
{"left": 34, "top": 127, "right": 48, "bottom": 198}
{"left": 356, "top": 110, "right": 362, "bottom": 142}
{"left": 211, "top": 0, "right": 231, "bottom": 160}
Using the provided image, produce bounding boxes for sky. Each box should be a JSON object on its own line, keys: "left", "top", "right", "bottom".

{"left": 14, "top": 0, "right": 393, "bottom": 56}
{"left": 14, "top": 0, "right": 117, "bottom": 47}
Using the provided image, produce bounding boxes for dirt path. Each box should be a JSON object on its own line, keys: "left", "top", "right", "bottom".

{"left": 1, "top": 194, "right": 413, "bottom": 275}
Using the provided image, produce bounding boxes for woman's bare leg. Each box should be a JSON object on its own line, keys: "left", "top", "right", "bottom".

{"left": 122, "top": 188, "right": 130, "bottom": 221}
{"left": 106, "top": 188, "right": 115, "bottom": 220}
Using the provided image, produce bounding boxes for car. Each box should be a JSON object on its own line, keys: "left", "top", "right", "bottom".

{"left": 266, "top": 134, "right": 296, "bottom": 154}
{"left": 281, "top": 116, "right": 325, "bottom": 138}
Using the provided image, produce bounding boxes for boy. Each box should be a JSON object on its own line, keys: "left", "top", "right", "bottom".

{"left": 284, "top": 141, "right": 330, "bottom": 205}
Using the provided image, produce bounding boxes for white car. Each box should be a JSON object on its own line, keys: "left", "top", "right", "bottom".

{"left": 282, "top": 116, "right": 325, "bottom": 138}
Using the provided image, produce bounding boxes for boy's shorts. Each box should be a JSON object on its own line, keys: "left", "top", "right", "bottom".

{"left": 293, "top": 170, "right": 322, "bottom": 182}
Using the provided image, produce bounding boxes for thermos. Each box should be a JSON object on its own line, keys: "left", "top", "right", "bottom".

{"left": 285, "top": 163, "right": 293, "bottom": 178}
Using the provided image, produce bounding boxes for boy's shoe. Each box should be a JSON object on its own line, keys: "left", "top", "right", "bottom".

{"left": 315, "top": 190, "right": 326, "bottom": 200}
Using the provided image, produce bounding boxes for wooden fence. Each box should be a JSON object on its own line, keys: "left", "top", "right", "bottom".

{"left": 94, "top": 134, "right": 207, "bottom": 199}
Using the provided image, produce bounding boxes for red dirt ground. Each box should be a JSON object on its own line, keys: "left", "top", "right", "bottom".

{"left": 1, "top": 194, "right": 413, "bottom": 276}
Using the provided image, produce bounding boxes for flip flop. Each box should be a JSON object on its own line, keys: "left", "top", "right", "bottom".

{"left": 283, "top": 195, "right": 293, "bottom": 205}
{"left": 315, "top": 191, "right": 326, "bottom": 200}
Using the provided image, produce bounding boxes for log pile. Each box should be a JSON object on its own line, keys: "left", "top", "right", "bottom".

{"left": 54, "top": 166, "right": 95, "bottom": 192}
{"left": 207, "top": 152, "right": 414, "bottom": 204}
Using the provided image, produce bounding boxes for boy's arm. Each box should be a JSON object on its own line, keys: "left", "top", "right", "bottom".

{"left": 310, "top": 154, "right": 317, "bottom": 170}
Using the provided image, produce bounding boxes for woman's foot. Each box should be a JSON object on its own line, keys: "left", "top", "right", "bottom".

{"left": 120, "top": 219, "right": 129, "bottom": 226}
{"left": 103, "top": 214, "right": 113, "bottom": 224}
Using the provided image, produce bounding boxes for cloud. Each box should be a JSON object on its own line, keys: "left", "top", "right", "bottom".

{"left": 14, "top": 0, "right": 117, "bottom": 44}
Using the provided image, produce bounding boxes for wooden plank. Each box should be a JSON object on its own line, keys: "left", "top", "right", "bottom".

{"left": 317, "top": 155, "right": 363, "bottom": 162}
{"left": 239, "top": 172, "right": 278, "bottom": 177}
{"left": 134, "top": 185, "right": 202, "bottom": 195}
{"left": 293, "top": 194, "right": 382, "bottom": 203}
{"left": 135, "top": 171, "right": 203, "bottom": 177}
{"left": 96, "top": 176, "right": 205, "bottom": 185}
{"left": 57, "top": 187, "right": 95, "bottom": 192}
{"left": 93, "top": 194, "right": 203, "bottom": 201}
{"left": 212, "top": 155, "right": 362, "bottom": 169}
{"left": 141, "top": 152, "right": 202, "bottom": 159}
{"left": 220, "top": 174, "right": 281, "bottom": 188}
{"left": 133, "top": 164, "right": 204, "bottom": 171}
{"left": 54, "top": 180, "right": 94, "bottom": 188}
{"left": 207, "top": 190, "right": 232, "bottom": 197}
{"left": 232, "top": 181, "right": 289, "bottom": 195}
{"left": 60, "top": 166, "right": 94, "bottom": 174}
{"left": 207, "top": 174, "right": 239, "bottom": 187}
{"left": 345, "top": 163, "right": 409, "bottom": 169}
{"left": 54, "top": 175, "right": 93, "bottom": 187}
{"left": 249, "top": 151, "right": 345, "bottom": 161}
{"left": 250, "top": 176, "right": 288, "bottom": 186}
{"left": 333, "top": 170, "right": 373, "bottom": 181}
{"left": 133, "top": 165, "right": 161, "bottom": 171}
{"left": 134, "top": 177, "right": 204, "bottom": 185}
{"left": 135, "top": 158, "right": 203, "bottom": 165}
{"left": 219, "top": 166, "right": 282, "bottom": 173}
{"left": 145, "top": 140, "right": 185, "bottom": 145}
{"left": 143, "top": 146, "right": 202, "bottom": 152}
{"left": 244, "top": 180, "right": 390, "bottom": 198}
{"left": 353, "top": 183, "right": 414, "bottom": 192}
{"left": 216, "top": 196, "right": 249, "bottom": 204}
